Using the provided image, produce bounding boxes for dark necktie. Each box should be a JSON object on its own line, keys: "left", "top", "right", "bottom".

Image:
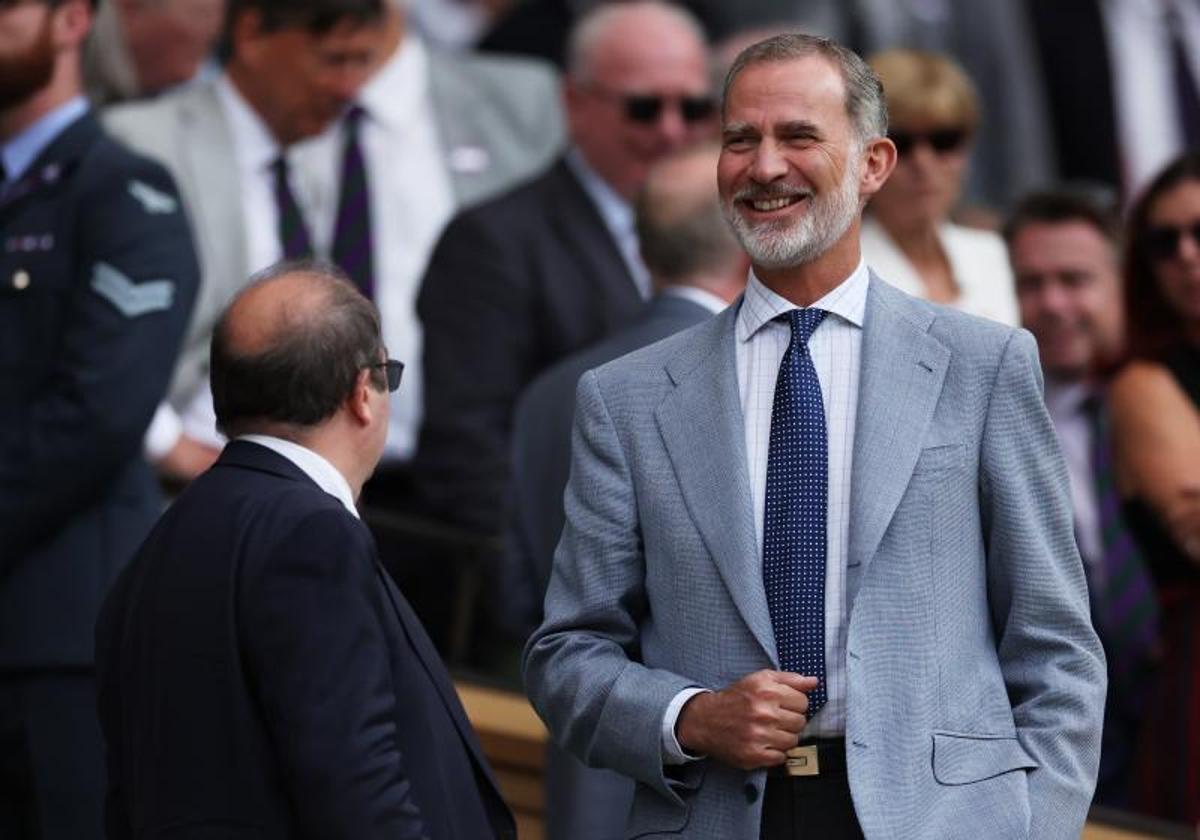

{"left": 1087, "top": 398, "right": 1160, "bottom": 689}
{"left": 272, "top": 154, "right": 314, "bottom": 260}
{"left": 1168, "top": 2, "right": 1200, "bottom": 148}
{"left": 331, "top": 106, "right": 375, "bottom": 299}
{"left": 763, "top": 308, "right": 828, "bottom": 717}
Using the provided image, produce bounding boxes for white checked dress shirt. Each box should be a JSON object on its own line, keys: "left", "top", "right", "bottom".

{"left": 662, "top": 260, "right": 867, "bottom": 761}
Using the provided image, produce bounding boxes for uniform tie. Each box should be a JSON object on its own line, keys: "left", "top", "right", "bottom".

{"left": 763, "top": 308, "right": 828, "bottom": 717}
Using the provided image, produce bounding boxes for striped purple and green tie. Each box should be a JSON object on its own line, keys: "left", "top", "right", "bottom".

{"left": 331, "top": 105, "right": 375, "bottom": 300}
{"left": 271, "top": 154, "right": 314, "bottom": 260}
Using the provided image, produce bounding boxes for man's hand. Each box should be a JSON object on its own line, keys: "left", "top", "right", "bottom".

{"left": 676, "top": 670, "right": 818, "bottom": 770}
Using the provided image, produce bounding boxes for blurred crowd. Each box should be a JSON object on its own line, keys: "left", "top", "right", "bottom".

{"left": 2, "top": 0, "right": 1199, "bottom": 836}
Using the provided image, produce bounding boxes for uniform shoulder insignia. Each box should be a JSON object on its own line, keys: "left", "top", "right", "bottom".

{"left": 128, "top": 179, "right": 178, "bottom": 215}
{"left": 90, "top": 262, "right": 175, "bottom": 317}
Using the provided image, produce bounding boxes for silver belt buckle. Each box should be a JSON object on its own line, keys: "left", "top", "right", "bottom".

{"left": 784, "top": 744, "right": 819, "bottom": 777}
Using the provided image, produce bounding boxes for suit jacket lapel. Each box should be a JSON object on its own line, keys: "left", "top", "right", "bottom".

{"left": 847, "top": 277, "right": 950, "bottom": 611}
{"left": 655, "top": 306, "right": 778, "bottom": 665}
{"left": 179, "top": 84, "right": 249, "bottom": 293}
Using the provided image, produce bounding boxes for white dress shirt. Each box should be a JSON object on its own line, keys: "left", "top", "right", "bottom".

{"left": 1044, "top": 380, "right": 1104, "bottom": 577}
{"left": 1102, "top": 0, "right": 1200, "bottom": 195}
{"left": 661, "top": 261, "right": 868, "bottom": 762}
{"left": 238, "top": 434, "right": 359, "bottom": 518}
{"left": 145, "top": 74, "right": 289, "bottom": 460}
{"left": 215, "top": 72, "right": 289, "bottom": 273}
{"left": 293, "top": 36, "right": 457, "bottom": 461}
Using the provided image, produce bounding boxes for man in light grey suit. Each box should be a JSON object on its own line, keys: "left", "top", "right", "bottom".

{"left": 507, "top": 141, "right": 748, "bottom": 840}
{"left": 103, "top": 0, "right": 563, "bottom": 481}
{"left": 524, "top": 33, "right": 1106, "bottom": 840}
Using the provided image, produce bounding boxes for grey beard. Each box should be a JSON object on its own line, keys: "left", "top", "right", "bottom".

{"left": 724, "top": 167, "right": 861, "bottom": 270}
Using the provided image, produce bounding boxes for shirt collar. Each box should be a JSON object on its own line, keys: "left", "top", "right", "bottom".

{"left": 736, "top": 258, "right": 870, "bottom": 343}
{"left": 215, "top": 72, "right": 282, "bottom": 174}
{"left": 237, "top": 434, "right": 359, "bottom": 518}
{"left": 1, "top": 96, "right": 88, "bottom": 184}
{"left": 565, "top": 146, "right": 635, "bottom": 238}
{"left": 357, "top": 33, "right": 428, "bottom": 131}
{"left": 661, "top": 284, "right": 729, "bottom": 315}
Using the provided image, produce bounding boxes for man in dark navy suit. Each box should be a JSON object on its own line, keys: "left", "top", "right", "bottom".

{"left": 95, "top": 261, "right": 515, "bottom": 839}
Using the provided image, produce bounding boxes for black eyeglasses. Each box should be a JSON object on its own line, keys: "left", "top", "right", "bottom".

{"left": 1146, "top": 222, "right": 1200, "bottom": 261}
{"left": 889, "top": 128, "right": 968, "bottom": 156}
{"left": 586, "top": 85, "right": 716, "bottom": 125}
{"left": 369, "top": 359, "right": 404, "bottom": 392}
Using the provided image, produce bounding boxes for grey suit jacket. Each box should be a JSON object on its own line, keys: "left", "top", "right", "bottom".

{"left": 102, "top": 49, "right": 563, "bottom": 410}
{"left": 506, "top": 294, "right": 719, "bottom": 635}
{"left": 524, "top": 276, "right": 1106, "bottom": 839}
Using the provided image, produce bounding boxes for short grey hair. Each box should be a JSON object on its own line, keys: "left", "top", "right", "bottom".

{"left": 566, "top": 1, "right": 707, "bottom": 85}
{"left": 721, "top": 33, "right": 888, "bottom": 144}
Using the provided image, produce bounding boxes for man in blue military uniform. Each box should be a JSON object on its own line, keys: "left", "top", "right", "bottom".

{"left": 0, "top": 0, "right": 198, "bottom": 836}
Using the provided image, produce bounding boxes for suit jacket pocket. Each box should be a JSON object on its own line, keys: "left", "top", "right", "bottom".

{"left": 628, "top": 762, "right": 706, "bottom": 838}
{"left": 931, "top": 731, "right": 1037, "bottom": 785}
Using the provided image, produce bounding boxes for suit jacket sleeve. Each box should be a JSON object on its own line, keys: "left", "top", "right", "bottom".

{"left": 980, "top": 329, "right": 1106, "bottom": 837}
{"left": 0, "top": 151, "right": 198, "bottom": 561}
{"left": 415, "top": 207, "right": 535, "bottom": 535}
{"left": 523, "top": 369, "right": 698, "bottom": 803}
{"left": 239, "top": 510, "right": 430, "bottom": 840}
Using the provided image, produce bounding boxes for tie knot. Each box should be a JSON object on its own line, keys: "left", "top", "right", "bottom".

{"left": 344, "top": 104, "right": 366, "bottom": 131}
{"left": 786, "top": 308, "right": 827, "bottom": 345}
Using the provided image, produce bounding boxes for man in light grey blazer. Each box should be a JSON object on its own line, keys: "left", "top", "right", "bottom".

{"left": 524, "top": 33, "right": 1106, "bottom": 840}
{"left": 103, "top": 0, "right": 563, "bottom": 480}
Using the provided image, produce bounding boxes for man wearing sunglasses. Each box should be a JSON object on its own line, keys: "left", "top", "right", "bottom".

{"left": 410, "top": 1, "right": 715, "bottom": 546}
{"left": 96, "top": 260, "right": 516, "bottom": 839}
{"left": 0, "top": 0, "right": 199, "bottom": 836}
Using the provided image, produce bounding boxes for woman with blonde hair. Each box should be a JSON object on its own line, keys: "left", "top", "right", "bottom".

{"left": 862, "top": 48, "right": 1018, "bottom": 324}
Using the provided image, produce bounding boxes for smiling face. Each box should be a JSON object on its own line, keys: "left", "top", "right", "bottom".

{"left": 566, "top": 4, "right": 713, "bottom": 203}
{"left": 1011, "top": 220, "right": 1123, "bottom": 380}
{"left": 717, "top": 55, "right": 888, "bottom": 273}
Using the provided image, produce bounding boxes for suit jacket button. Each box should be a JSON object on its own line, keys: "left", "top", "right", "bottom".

{"left": 744, "top": 782, "right": 759, "bottom": 803}
{"left": 12, "top": 270, "right": 30, "bottom": 290}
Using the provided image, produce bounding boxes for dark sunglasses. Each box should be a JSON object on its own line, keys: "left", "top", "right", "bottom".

{"left": 588, "top": 86, "right": 715, "bottom": 125}
{"left": 368, "top": 359, "right": 404, "bottom": 392}
{"left": 1146, "top": 222, "right": 1200, "bottom": 261}
{"left": 890, "top": 128, "right": 968, "bottom": 156}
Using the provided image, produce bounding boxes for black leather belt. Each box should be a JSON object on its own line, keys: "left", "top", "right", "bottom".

{"left": 766, "top": 737, "right": 848, "bottom": 778}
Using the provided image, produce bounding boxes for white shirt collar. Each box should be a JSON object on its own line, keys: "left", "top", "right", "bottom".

{"left": 358, "top": 34, "right": 428, "bottom": 132}
{"left": 215, "top": 72, "right": 282, "bottom": 175}
{"left": 661, "top": 285, "right": 729, "bottom": 315}
{"left": 238, "top": 434, "right": 359, "bottom": 518}
{"left": 565, "top": 145, "right": 635, "bottom": 237}
{"left": 737, "top": 258, "right": 870, "bottom": 343}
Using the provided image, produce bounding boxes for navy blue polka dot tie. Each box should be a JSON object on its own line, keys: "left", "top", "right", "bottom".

{"left": 763, "top": 308, "right": 828, "bottom": 717}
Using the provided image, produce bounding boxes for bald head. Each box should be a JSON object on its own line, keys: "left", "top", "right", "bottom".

{"left": 566, "top": 1, "right": 707, "bottom": 85}
{"left": 636, "top": 142, "right": 745, "bottom": 292}
{"left": 564, "top": 1, "right": 715, "bottom": 202}
{"left": 211, "top": 260, "right": 385, "bottom": 438}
